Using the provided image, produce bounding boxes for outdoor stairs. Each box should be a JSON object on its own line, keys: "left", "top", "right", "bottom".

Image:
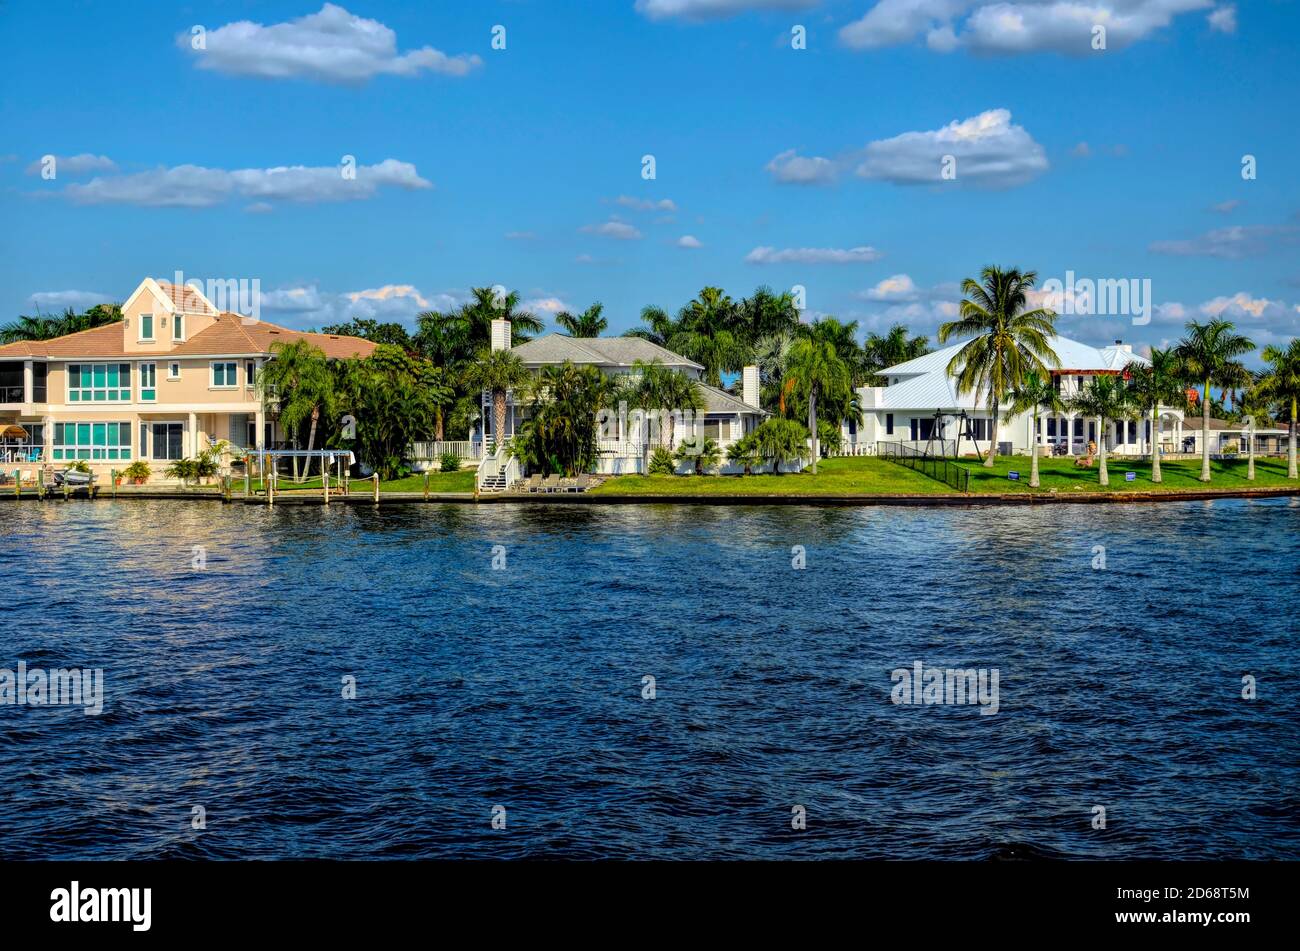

{"left": 479, "top": 472, "right": 509, "bottom": 493}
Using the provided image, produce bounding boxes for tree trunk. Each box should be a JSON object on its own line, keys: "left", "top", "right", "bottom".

{"left": 435, "top": 407, "right": 445, "bottom": 442}
{"left": 1200, "top": 380, "right": 1212, "bottom": 482}
{"left": 1097, "top": 417, "right": 1109, "bottom": 486}
{"left": 984, "top": 397, "right": 998, "bottom": 467}
{"left": 809, "top": 387, "right": 819, "bottom": 475}
{"left": 1150, "top": 405, "right": 1162, "bottom": 483}
{"left": 1247, "top": 422, "right": 1255, "bottom": 480}
{"left": 1289, "top": 400, "right": 1298, "bottom": 479}
{"left": 1029, "top": 413, "right": 1040, "bottom": 487}
{"left": 304, "top": 407, "right": 319, "bottom": 478}
{"left": 493, "top": 389, "right": 507, "bottom": 453}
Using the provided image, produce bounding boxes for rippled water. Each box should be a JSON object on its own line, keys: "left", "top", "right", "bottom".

{"left": 1, "top": 498, "right": 1297, "bottom": 860}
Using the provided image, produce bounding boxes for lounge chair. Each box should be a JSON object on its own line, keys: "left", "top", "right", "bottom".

{"left": 542, "top": 474, "right": 561, "bottom": 493}
{"left": 521, "top": 474, "right": 542, "bottom": 493}
{"left": 573, "top": 474, "right": 592, "bottom": 492}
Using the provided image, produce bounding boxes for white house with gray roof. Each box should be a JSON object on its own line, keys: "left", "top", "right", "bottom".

{"left": 860, "top": 335, "right": 1187, "bottom": 458}
{"left": 473, "top": 319, "right": 767, "bottom": 481}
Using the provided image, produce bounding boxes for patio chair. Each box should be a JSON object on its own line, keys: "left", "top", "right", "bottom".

{"left": 542, "top": 474, "right": 561, "bottom": 493}
{"left": 573, "top": 473, "right": 592, "bottom": 492}
{"left": 522, "top": 474, "right": 542, "bottom": 493}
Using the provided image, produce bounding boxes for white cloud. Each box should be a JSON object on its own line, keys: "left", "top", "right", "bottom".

{"left": 613, "top": 195, "right": 678, "bottom": 212}
{"left": 862, "top": 273, "right": 920, "bottom": 300}
{"left": 522, "top": 296, "right": 571, "bottom": 316}
{"left": 746, "top": 245, "right": 883, "bottom": 264}
{"left": 261, "top": 283, "right": 469, "bottom": 327}
{"left": 1150, "top": 224, "right": 1293, "bottom": 259}
{"left": 1070, "top": 141, "right": 1092, "bottom": 157}
{"left": 1200, "top": 292, "right": 1285, "bottom": 320}
{"left": 54, "top": 159, "right": 430, "bottom": 207}
{"left": 179, "top": 3, "right": 481, "bottom": 83}
{"left": 581, "top": 217, "right": 643, "bottom": 240}
{"left": 839, "top": 1, "right": 1216, "bottom": 56}
{"left": 25, "top": 290, "right": 112, "bottom": 312}
{"left": 855, "top": 108, "right": 1048, "bottom": 187}
{"left": 1207, "top": 4, "right": 1236, "bottom": 33}
{"left": 636, "top": 0, "right": 819, "bottom": 21}
{"left": 677, "top": 234, "right": 703, "bottom": 248}
{"left": 24, "top": 154, "right": 115, "bottom": 177}
{"left": 1209, "top": 199, "right": 1241, "bottom": 214}
{"left": 765, "top": 149, "right": 839, "bottom": 185}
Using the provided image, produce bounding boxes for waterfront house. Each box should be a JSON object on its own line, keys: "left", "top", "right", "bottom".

{"left": 1173, "top": 416, "right": 1289, "bottom": 457}
{"left": 857, "top": 335, "right": 1187, "bottom": 458}
{"left": 472, "top": 318, "right": 766, "bottom": 486}
{"left": 0, "top": 277, "right": 374, "bottom": 483}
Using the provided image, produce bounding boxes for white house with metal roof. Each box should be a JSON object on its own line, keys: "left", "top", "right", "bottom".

{"left": 473, "top": 319, "right": 767, "bottom": 483}
{"left": 858, "top": 335, "right": 1187, "bottom": 457}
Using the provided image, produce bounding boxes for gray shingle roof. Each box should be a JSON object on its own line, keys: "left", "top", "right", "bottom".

{"left": 508, "top": 333, "right": 704, "bottom": 371}
{"left": 696, "top": 383, "right": 764, "bottom": 416}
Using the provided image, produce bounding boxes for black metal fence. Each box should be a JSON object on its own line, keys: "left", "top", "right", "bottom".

{"left": 877, "top": 441, "right": 971, "bottom": 492}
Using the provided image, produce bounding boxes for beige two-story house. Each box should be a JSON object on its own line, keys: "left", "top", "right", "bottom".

{"left": 0, "top": 277, "right": 374, "bottom": 480}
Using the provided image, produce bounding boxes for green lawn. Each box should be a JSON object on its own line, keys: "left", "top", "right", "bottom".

{"left": 588, "top": 454, "right": 1298, "bottom": 497}
{"left": 237, "top": 470, "right": 475, "bottom": 494}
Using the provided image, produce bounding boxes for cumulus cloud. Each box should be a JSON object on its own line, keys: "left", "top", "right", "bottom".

{"left": 677, "top": 235, "right": 704, "bottom": 248}
{"left": 260, "top": 283, "right": 469, "bottom": 328}
{"left": 861, "top": 274, "right": 921, "bottom": 300}
{"left": 855, "top": 109, "right": 1048, "bottom": 187}
{"left": 52, "top": 159, "right": 430, "bottom": 208}
{"left": 24, "top": 154, "right": 116, "bottom": 177}
{"left": 839, "top": 1, "right": 1216, "bottom": 56}
{"left": 1149, "top": 224, "right": 1294, "bottom": 259}
{"left": 1207, "top": 4, "right": 1236, "bottom": 33}
{"left": 636, "top": 0, "right": 819, "bottom": 21}
{"left": 1198, "top": 291, "right": 1300, "bottom": 347}
{"left": 613, "top": 195, "right": 677, "bottom": 212}
{"left": 746, "top": 245, "right": 883, "bottom": 264}
{"left": 1209, "top": 199, "right": 1241, "bottom": 214}
{"left": 765, "top": 149, "right": 839, "bottom": 185}
{"left": 179, "top": 3, "right": 481, "bottom": 83}
{"left": 25, "top": 290, "right": 112, "bottom": 313}
{"left": 581, "top": 217, "right": 643, "bottom": 240}
{"left": 522, "top": 296, "right": 572, "bottom": 316}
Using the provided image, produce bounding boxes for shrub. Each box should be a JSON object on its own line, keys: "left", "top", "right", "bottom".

{"left": 726, "top": 433, "right": 760, "bottom": 475}
{"left": 67, "top": 460, "right": 91, "bottom": 474}
{"left": 122, "top": 460, "right": 151, "bottom": 483}
{"left": 674, "top": 436, "right": 721, "bottom": 475}
{"left": 439, "top": 451, "right": 461, "bottom": 473}
{"left": 648, "top": 446, "right": 677, "bottom": 475}
{"left": 754, "top": 418, "right": 809, "bottom": 474}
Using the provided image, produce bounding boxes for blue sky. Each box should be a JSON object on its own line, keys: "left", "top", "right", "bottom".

{"left": 2, "top": 0, "right": 1297, "bottom": 359}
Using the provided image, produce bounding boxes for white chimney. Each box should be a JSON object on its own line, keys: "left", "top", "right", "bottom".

{"left": 742, "top": 365, "right": 760, "bottom": 407}
{"left": 491, "top": 318, "right": 511, "bottom": 352}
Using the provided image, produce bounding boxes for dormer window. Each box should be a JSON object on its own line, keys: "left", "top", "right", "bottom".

{"left": 139, "top": 313, "right": 154, "bottom": 341}
{"left": 173, "top": 314, "right": 184, "bottom": 341}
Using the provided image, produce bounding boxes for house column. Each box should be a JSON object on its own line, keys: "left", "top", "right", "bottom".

{"left": 1062, "top": 414, "right": 1073, "bottom": 455}
{"left": 43, "top": 414, "right": 52, "bottom": 462}
{"left": 1175, "top": 417, "right": 1183, "bottom": 454}
{"left": 23, "top": 360, "right": 33, "bottom": 405}
{"left": 188, "top": 412, "right": 198, "bottom": 457}
{"left": 255, "top": 409, "right": 265, "bottom": 449}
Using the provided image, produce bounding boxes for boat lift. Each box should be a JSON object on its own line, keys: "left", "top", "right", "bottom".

{"left": 240, "top": 448, "right": 356, "bottom": 504}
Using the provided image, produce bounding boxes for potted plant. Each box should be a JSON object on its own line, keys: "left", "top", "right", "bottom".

{"left": 123, "top": 460, "right": 151, "bottom": 485}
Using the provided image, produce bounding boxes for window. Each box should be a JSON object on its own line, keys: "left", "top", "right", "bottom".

{"left": 211, "top": 361, "right": 238, "bottom": 387}
{"left": 139, "top": 313, "right": 154, "bottom": 341}
{"left": 53, "top": 421, "right": 131, "bottom": 461}
{"left": 150, "top": 422, "right": 184, "bottom": 460}
{"left": 173, "top": 314, "right": 184, "bottom": 341}
{"left": 67, "top": 363, "right": 131, "bottom": 402}
{"left": 139, "top": 363, "right": 156, "bottom": 401}
{"left": 909, "top": 418, "right": 918, "bottom": 441}
{"left": 885, "top": 413, "right": 894, "bottom": 435}
{"left": 168, "top": 362, "right": 181, "bottom": 380}
{"left": 703, "top": 418, "right": 725, "bottom": 440}
{"left": 33, "top": 363, "right": 47, "bottom": 402}
{"left": 245, "top": 360, "right": 257, "bottom": 386}
{"left": 970, "top": 418, "right": 989, "bottom": 441}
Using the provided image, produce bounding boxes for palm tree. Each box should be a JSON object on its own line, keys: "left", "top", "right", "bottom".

{"left": 0, "top": 303, "right": 121, "bottom": 343}
{"left": 737, "top": 286, "right": 799, "bottom": 345}
{"left": 1174, "top": 319, "right": 1256, "bottom": 482}
{"left": 939, "top": 267, "right": 1060, "bottom": 467}
{"left": 1126, "top": 348, "right": 1183, "bottom": 483}
{"left": 1069, "top": 374, "right": 1133, "bottom": 487}
{"left": 1003, "top": 371, "right": 1064, "bottom": 488}
{"left": 555, "top": 302, "right": 608, "bottom": 338}
{"left": 463, "top": 348, "right": 531, "bottom": 452}
{"left": 674, "top": 436, "right": 722, "bottom": 475}
{"left": 864, "top": 324, "right": 931, "bottom": 382}
{"left": 800, "top": 317, "right": 867, "bottom": 385}
{"left": 785, "top": 337, "right": 851, "bottom": 474}
{"left": 258, "top": 339, "right": 336, "bottom": 479}
{"left": 1254, "top": 339, "right": 1300, "bottom": 479}
{"left": 629, "top": 359, "right": 704, "bottom": 450}
{"left": 753, "top": 418, "right": 808, "bottom": 474}
{"left": 726, "top": 433, "right": 760, "bottom": 476}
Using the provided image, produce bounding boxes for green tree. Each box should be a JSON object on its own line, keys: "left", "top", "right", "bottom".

{"left": 939, "top": 267, "right": 1060, "bottom": 467}
{"left": 1, "top": 303, "right": 122, "bottom": 343}
{"left": 785, "top": 337, "right": 851, "bottom": 473}
{"left": 1069, "top": 374, "right": 1134, "bottom": 487}
{"left": 463, "top": 348, "right": 531, "bottom": 452}
{"left": 726, "top": 432, "right": 760, "bottom": 476}
{"left": 555, "top": 302, "right": 608, "bottom": 337}
{"left": 1002, "top": 371, "right": 1064, "bottom": 488}
{"left": 338, "top": 347, "right": 444, "bottom": 479}
{"left": 319, "top": 317, "right": 413, "bottom": 350}
{"left": 1253, "top": 338, "right": 1300, "bottom": 479}
{"left": 1174, "top": 319, "right": 1256, "bottom": 482}
{"left": 258, "top": 339, "right": 336, "bottom": 479}
{"left": 511, "top": 362, "right": 616, "bottom": 475}
{"left": 628, "top": 359, "right": 705, "bottom": 450}
{"left": 1126, "top": 348, "right": 1183, "bottom": 483}
{"left": 674, "top": 436, "right": 722, "bottom": 475}
{"left": 864, "top": 323, "right": 932, "bottom": 382}
{"left": 753, "top": 418, "right": 809, "bottom": 474}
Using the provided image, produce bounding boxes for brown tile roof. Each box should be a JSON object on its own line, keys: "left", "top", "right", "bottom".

{"left": 0, "top": 314, "right": 376, "bottom": 360}
{"left": 155, "top": 280, "right": 217, "bottom": 314}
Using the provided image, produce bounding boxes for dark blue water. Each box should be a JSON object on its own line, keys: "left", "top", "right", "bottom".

{"left": 1, "top": 499, "right": 1297, "bottom": 860}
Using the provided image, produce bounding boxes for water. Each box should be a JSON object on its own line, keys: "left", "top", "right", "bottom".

{"left": 1, "top": 498, "right": 1297, "bottom": 860}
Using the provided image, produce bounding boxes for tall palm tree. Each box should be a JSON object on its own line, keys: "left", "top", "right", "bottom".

{"left": 1003, "top": 371, "right": 1064, "bottom": 488}
{"left": 939, "top": 267, "right": 1060, "bottom": 467}
{"left": 624, "top": 304, "right": 678, "bottom": 348}
{"left": 1126, "top": 348, "right": 1183, "bottom": 483}
{"left": 555, "top": 302, "right": 608, "bottom": 338}
{"left": 737, "top": 286, "right": 799, "bottom": 346}
{"left": 258, "top": 339, "right": 336, "bottom": 479}
{"left": 629, "top": 359, "right": 704, "bottom": 450}
{"left": 1254, "top": 338, "right": 1300, "bottom": 479}
{"left": 1069, "top": 374, "right": 1133, "bottom": 488}
{"left": 864, "top": 323, "right": 932, "bottom": 382}
{"left": 1174, "top": 319, "right": 1256, "bottom": 482}
{"left": 463, "top": 348, "right": 531, "bottom": 452}
{"left": 785, "top": 337, "right": 851, "bottom": 474}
